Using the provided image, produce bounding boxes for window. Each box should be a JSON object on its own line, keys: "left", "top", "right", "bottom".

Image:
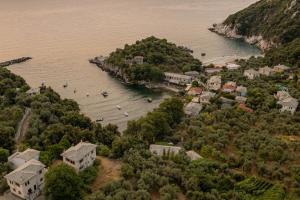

{"left": 40, "top": 178, "right": 43, "bottom": 182}
{"left": 79, "top": 159, "right": 83, "bottom": 163}
{"left": 15, "top": 183, "right": 20, "bottom": 187}
{"left": 39, "top": 170, "right": 42, "bottom": 174}
{"left": 18, "top": 191, "right": 21, "bottom": 195}
{"left": 34, "top": 185, "right": 37, "bottom": 190}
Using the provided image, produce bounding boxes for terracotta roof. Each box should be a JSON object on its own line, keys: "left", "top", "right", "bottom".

{"left": 238, "top": 103, "right": 253, "bottom": 113}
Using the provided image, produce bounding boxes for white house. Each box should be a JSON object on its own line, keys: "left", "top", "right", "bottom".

{"left": 226, "top": 63, "right": 240, "bottom": 70}
{"left": 277, "top": 97, "right": 299, "bottom": 115}
{"left": 273, "top": 64, "right": 290, "bottom": 73}
{"left": 61, "top": 141, "right": 97, "bottom": 172}
{"left": 184, "top": 102, "right": 203, "bottom": 117}
{"left": 164, "top": 72, "right": 192, "bottom": 85}
{"left": 200, "top": 91, "right": 216, "bottom": 104}
{"left": 259, "top": 66, "right": 273, "bottom": 76}
{"left": 275, "top": 91, "right": 291, "bottom": 101}
{"left": 150, "top": 144, "right": 182, "bottom": 157}
{"left": 186, "top": 150, "right": 203, "bottom": 161}
{"left": 236, "top": 86, "right": 247, "bottom": 97}
{"left": 207, "top": 75, "right": 221, "bottom": 91}
{"left": 222, "top": 81, "right": 237, "bottom": 93}
{"left": 8, "top": 149, "right": 40, "bottom": 169}
{"left": 26, "top": 88, "right": 40, "bottom": 96}
{"left": 133, "top": 56, "right": 144, "bottom": 65}
{"left": 4, "top": 159, "right": 46, "bottom": 200}
{"left": 244, "top": 69, "right": 259, "bottom": 80}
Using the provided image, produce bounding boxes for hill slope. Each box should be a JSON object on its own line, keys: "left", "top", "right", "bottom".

{"left": 210, "top": 0, "right": 300, "bottom": 50}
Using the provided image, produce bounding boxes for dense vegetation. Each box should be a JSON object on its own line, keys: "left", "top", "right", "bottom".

{"left": 105, "top": 36, "right": 202, "bottom": 82}
{"left": 224, "top": 0, "right": 300, "bottom": 46}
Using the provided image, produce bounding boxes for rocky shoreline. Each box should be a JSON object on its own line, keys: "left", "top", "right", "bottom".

{"left": 209, "top": 23, "right": 275, "bottom": 51}
{"left": 0, "top": 57, "right": 32, "bottom": 67}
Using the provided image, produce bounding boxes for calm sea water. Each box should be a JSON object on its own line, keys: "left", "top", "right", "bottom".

{"left": 0, "top": 0, "right": 260, "bottom": 130}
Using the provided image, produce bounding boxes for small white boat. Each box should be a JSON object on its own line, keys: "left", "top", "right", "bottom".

{"left": 101, "top": 91, "right": 108, "bottom": 97}
{"left": 116, "top": 105, "right": 122, "bottom": 110}
{"left": 86, "top": 93, "right": 90, "bottom": 97}
{"left": 124, "top": 112, "right": 129, "bottom": 117}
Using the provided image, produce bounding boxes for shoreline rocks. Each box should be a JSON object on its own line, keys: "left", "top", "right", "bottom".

{"left": 209, "top": 23, "right": 275, "bottom": 51}
{"left": 0, "top": 57, "right": 32, "bottom": 67}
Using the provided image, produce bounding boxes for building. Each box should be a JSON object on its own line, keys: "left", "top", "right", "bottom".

{"left": 8, "top": 149, "right": 40, "bottom": 170}
{"left": 205, "top": 67, "right": 223, "bottom": 75}
{"left": 61, "top": 141, "right": 97, "bottom": 172}
{"left": 235, "top": 96, "right": 247, "bottom": 103}
{"left": 200, "top": 91, "right": 216, "bottom": 104}
{"left": 192, "top": 97, "right": 200, "bottom": 103}
{"left": 164, "top": 72, "right": 192, "bottom": 85}
{"left": 133, "top": 56, "right": 144, "bottom": 65}
{"left": 244, "top": 69, "right": 259, "bottom": 80}
{"left": 184, "top": 102, "right": 203, "bottom": 117}
{"left": 186, "top": 150, "right": 203, "bottom": 161}
{"left": 207, "top": 75, "right": 221, "bottom": 91}
{"left": 259, "top": 66, "right": 273, "bottom": 76}
{"left": 226, "top": 63, "right": 240, "bottom": 70}
{"left": 184, "top": 71, "right": 199, "bottom": 79}
{"left": 188, "top": 87, "right": 202, "bottom": 96}
{"left": 26, "top": 88, "right": 40, "bottom": 96}
{"left": 277, "top": 97, "right": 299, "bottom": 115}
{"left": 275, "top": 91, "right": 291, "bottom": 101}
{"left": 4, "top": 159, "right": 46, "bottom": 200}
{"left": 273, "top": 64, "right": 290, "bottom": 73}
{"left": 222, "top": 81, "right": 236, "bottom": 93}
{"left": 236, "top": 86, "right": 247, "bottom": 97}
{"left": 150, "top": 144, "right": 182, "bottom": 157}
{"left": 238, "top": 103, "right": 254, "bottom": 113}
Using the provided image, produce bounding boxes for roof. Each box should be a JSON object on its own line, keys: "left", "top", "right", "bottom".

{"left": 201, "top": 91, "right": 216, "bottom": 98}
{"left": 8, "top": 149, "right": 40, "bottom": 162}
{"left": 184, "top": 102, "right": 203, "bottom": 116}
{"left": 208, "top": 75, "right": 221, "bottom": 83}
{"left": 185, "top": 71, "right": 199, "bottom": 76}
{"left": 259, "top": 66, "right": 273, "bottom": 72}
{"left": 278, "top": 97, "right": 299, "bottom": 108}
{"left": 4, "top": 159, "right": 45, "bottom": 184}
{"left": 61, "top": 141, "right": 97, "bottom": 161}
{"left": 150, "top": 144, "right": 182, "bottom": 156}
{"left": 188, "top": 87, "right": 203, "bottom": 95}
{"left": 226, "top": 63, "right": 240, "bottom": 69}
{"left": 276, "top": 91, "right": 291, "bottom": 101}
{"left": 244, "top": 69, "right": 259, "bottom": 75}
{"left": 235, "top": 96, "right": 247, "bottom": 103}
{"left": 274, "top": 64, "right": 290, "bottom": 70}
{"left": 236, "top": 86, "right": 247, "bottom": 93}
{"left": 186, "top": 150, "right": 203, "bottom": 160}
{"left": 164, "top": 72, "right": 192, "bottom": 80}
{"left": 26, "top": 88, "right": 40, "bottom": 94}
{"left": 238, "top": 103, "right": 253, "bottom": 113}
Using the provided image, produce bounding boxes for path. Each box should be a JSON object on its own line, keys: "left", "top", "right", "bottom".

{"left": 15, "top": 108, "right": 31, "bottom": 147}
{"left": 91, "top": 156, "right": 121, "bottom": 192}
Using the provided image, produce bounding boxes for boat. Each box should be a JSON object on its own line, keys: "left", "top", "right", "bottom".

{"left": 86, "top": 93, "right": 90, "bottom": 97}
{"left": 101, "top": 91, "right": 108, "bottom": 97}
{"left": 124, "top": 112, "right": 129, "bottom": 117}
{"left": 74, "top": 89, "right": 77, "bottom": 93}
{"left": 147, "top": 98, "right": 153, "bottom": 103}
{"left": 96, "top": 117, "right": 104, "bottom": 122}
{"left": 63, "top": 82, "right": 68, "bottom": 88}
{"left": 201, "top": 53, "right": 206, "bottom": 56}
{"left": 116, "top": 105, "right": 122, "bottom": 110}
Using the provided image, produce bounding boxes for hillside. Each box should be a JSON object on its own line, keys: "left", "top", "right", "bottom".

{"left": 210, "top": 0, "right": 300, "bottom": 50}
{"left": 105, "top": 36, "right": 202, "bottom": 83}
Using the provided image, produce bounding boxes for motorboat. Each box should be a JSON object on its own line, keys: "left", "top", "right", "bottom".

{"left": 96, "top": 117, "right": 104, "bottom": 122}
{"left": 124, "top": 112, "right": 129, "bottom": 117}
{"left": 101, "top": 91, "right": 108, "bottom": 97}
{"left": 147, "top": 98, "right": 153, "bottom": 103}
{"left": 116, "top": 105, "right": 122, "bottom": 110}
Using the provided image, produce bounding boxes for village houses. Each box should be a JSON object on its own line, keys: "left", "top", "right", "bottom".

{"left": 277, "top": 97, "right": 299, "bottom": 115}
{"left": 8, "top": 149, "right": 40, "bottom": 170}
{"left": 26, "top": 88, "right": 40, "bottom": 96}
{"left": 222, "top": 81, "right": 237, "bottom": 93}
{"left": 207, "top": 75, "right": 221, "bottom": 91}
{"left": 4, "top": 159, "right": 47, "bottom": 200}
{"left": 150, "top": 145, "right": 202, "bottom": 160}
{"left": 184, "top": 71, "right": 199, "bottom": 79}
{"left": 236, "top": 86, "right": 247, "bottom": 96}
{"left": 273, "top": 64, "right": 290, "bottom": 73}
{"left": 188, "top": 87, "right": 202, "bottom": 96}
{"left": 259, "top": 66, "right": 273, "bottom": 76}
{"left": 244, "top": 69, "right": 260, "bottom": 80}
{"left": 200, "top": 91, "right": 216, "bottom": 104}
{"left": 61, "top": 141, "right": 97, "bottom": 172}
{"left": 164, "top": 72, "right": 193, "bottom": 85}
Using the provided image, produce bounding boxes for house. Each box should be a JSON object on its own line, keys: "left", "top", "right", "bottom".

{"left": 205, "top": 67, "right": 223, "bottom": 75}
{"left": 192, "top": 97, "right": 200, "bottom": 103}
{"left": 133, "top": 56, "right": 144, "bottom": 65}
{"left": 235, "top": 96, "right": 247, "bottom": 103}
{"left": 4, "top": 159, "right": 46, "bottom": 200}
{"left": 61, "top": 141, "right": 97, "bottom": 172}
{"left": 200, "top": 91, "right": 216, "bottom": 104}
{"left": 186, "top": 150, "right": 203, "bottom": 161}
{"left": 8, "top": 149, "right": 40, "bottom": 169}
{"left": 226, "top": 63, "right": 240, "bottom": 70}
{"left": 207, "top": 75, "right": 221, "bottom": 91}
{"left": 164, "top": 72, "right": 192, "bottom": 85}
{"left": 184, "top": 102, "right": 202, "bottom": 117}
{"left": 150, "top": 144, "right": 182, "bottom": 157}
{"left": 188, "top": 87, "right": 202, "bottom": 96}
{"left": 236, "top": 86, "right": 247, "bottom": 96}
{"left": 26, "top": 88, "right": 40, "bottom": 96}
{"left": 273, "top": 64, "right": 290, "bottom": 73}
{"left": 259, "top": 66, "right": 273, "bottom": 76}
{"left": 222, "top": 81, "right": 236, "bottom": 93}
{"left": 275, "top": 91, "right": 291, "bottom": 101}
{"left": 184, "top": 71, "right": 199, "bottom": 79}
{"left": 277, "top": 97, "right": 299, "bottom": 115}
{"left": 238, "top": 103, "right": 253, "bottom": 113}
{"left": 244, "top": 69, "right": 259, "bottom": 80}
{"left": 220, "top": 97, "right": 234, "bottom": 109}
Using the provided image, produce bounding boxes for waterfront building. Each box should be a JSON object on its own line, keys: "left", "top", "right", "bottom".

{"left": 26, "top": 88, "right": 40, "bottom": 96}
{"left": 164, "top": 72, "right": 192, "bottom": 85}
{"left": 226, "top": 63, "right": 240, "bottom": 70}
{"left": 4, "top": 160, "right": 46, "bottom": 200}
{"left": 61, "top": 141, "right": 97, "bottom": 172}
{"left": 207, "top": 75, "right": 221, "bottom": 91}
